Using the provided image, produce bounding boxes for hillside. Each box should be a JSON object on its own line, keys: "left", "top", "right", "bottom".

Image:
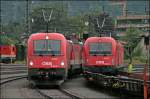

{"left": 1, "top": 0, "right": 149, "bottom": 24}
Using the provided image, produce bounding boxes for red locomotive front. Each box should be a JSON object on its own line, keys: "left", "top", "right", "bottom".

{"left": 83, "top": 37, "right": 124, "bottom": 75}
{"left": 0, "top": 45, "right": 16, "bottom": 63}
{"left": 27, "top": 33, "right": 70, "bottom": 85}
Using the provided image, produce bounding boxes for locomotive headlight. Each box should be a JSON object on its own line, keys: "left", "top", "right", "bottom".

{"left": 61, "top": 61, "right": 64, "bottom": 66}
{"left": 46, "top": 36, "right": 49, "bottom": 39}
{"left": 30, "top": 61, "right": 33, "bottom": 66}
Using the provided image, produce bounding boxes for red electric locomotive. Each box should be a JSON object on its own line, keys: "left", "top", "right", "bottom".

{"left": 82, "top": 37, "right": 124, "bottom": 75}
{"left": 27, "top": 33, "right": 82, "bottom": 85}
{"left": 0, "top": 45, "right": 16, "bottom": 63}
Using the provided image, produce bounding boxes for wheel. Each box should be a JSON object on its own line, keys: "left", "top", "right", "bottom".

{"left": 28, "top": 81, "right": 35, "bottom": 89}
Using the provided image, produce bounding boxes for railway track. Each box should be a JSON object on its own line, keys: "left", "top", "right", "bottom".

{"left": 0, "top": 75, "right": 27, "bottom": 85}
{"left": 35, "top": 86, "right": 83, "bottom": 99}
{"left": 1, "top": 70, "right": 27, "bottom": 75}
{"left": 1, "top": 63, "right": 148, "bottom": 98}
{"left": 1, "top": 76, "right": 46, "bottom": 99}
{"left": 1, "top": 67, "right": 26, "bottom": 70}
{"left": 1, "top": 64, "right": 82, "bottom": 99}
{"left": 1, "top": 68, "right": 27, "bottom": 75}
{"left": 1, "top": 64, "right": 27, "bottom": 84}
{"left": 1, "top": 64, "right": 27, "bottom": 76}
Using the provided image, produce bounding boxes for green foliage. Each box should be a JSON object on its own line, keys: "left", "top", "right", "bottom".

{"left": 132, "top": 38, "right": 148, "bottom": 62}
{"left": 2, "top": 22, "right": 24, "bottom": 44}
{"left": 2, "top": 22, "right": 25, "bottom": 35}
{"left": 0, "top": 34, "right": 18, "bottom": 45}
{"left": 133, "top": 46, "right": 141, "bottom": 56}
{"left": 132, "top": 56, "right": 146, "bottom": 63}
{"left": 123, "top": 27, "right": 141, "bottom": 47}
{"left": 122, "top": 27, "right": 142, "bottom": 59}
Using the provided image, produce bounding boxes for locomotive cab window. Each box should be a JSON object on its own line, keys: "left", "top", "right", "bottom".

{"left": 33, "top": 40, "right": 61, "bottom": 55}
{"left": 89, "top": 42, "right": 112, "bottom": 55}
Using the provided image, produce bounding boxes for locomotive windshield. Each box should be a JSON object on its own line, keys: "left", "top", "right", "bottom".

{"left": 33, "top": 40, "right": 61, "bottom": 55}
{"left": 89, "top": 42, "right": 112, "bottom": 55}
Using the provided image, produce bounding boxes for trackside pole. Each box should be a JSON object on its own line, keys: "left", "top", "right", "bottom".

{"left": 143, "top": 35, "right": 149, "bottom": 99}
{"left": 143, "top": 64, "right": 148, "bottom": 99}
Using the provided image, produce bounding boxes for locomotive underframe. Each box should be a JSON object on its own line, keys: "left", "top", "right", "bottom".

{"left": 83, "top": 65, "right": 118, "bottom": 75}
{"left": 28, "top": 68, "right": 66, "bottom": 85}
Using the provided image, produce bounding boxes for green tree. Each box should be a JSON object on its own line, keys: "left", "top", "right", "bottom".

{"left": 123, "top": 27, "right": 141, "bottom": 59}
{"left": 124, "top": 27, "right": 141, "bottom": 48}
{"left": 0, "top": 34, "right": 18, "bottom": 45}
{"left": 2, "top": 22, "right": 25, "bottom": 43}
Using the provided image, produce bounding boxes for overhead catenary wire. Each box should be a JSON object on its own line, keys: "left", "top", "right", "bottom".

{"left": 42, "top": 9, "right": 53, "bottom": 22}
{"left": 42, "top": 8, "right": 53, "bottom": 33}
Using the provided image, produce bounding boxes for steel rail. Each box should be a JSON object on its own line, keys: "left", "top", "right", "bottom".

{"left": 35, "top": 88, "right": 53, "bottom": 99}
{"left": 59, "top": 86, "right": 84, "bottom": 99}
{"left": 1, "top": 75, "right": 27, "bottom": 80}
{"left": 35, "top": 86, "right": 84, "bottom": 99}
{"left": 0, "top": 71, "right": 27, "bottom": 75}
{"left": 0, "top": 75, "right": 27, "bottom": 85}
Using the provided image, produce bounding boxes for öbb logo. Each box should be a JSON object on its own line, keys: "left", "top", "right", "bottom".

{"left": 42, "top": 61, "right": 52, "bottom": 66}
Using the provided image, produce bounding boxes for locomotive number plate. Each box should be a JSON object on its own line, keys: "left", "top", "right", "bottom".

{"left": 96, "top": 61, "right": 104, "bottom": 64}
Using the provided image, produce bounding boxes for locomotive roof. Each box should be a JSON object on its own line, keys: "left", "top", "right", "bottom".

{"left": 84, "top": 37, "right": 119, "bottom": 48}
{"left": 28, "top": 33, "right": 66, "bottom": 40}
{"left": 86, "top": 37, "right": 116, "bottom": 42}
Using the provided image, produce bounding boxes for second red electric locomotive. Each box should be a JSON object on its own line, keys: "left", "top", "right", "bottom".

{"left": 82, "top": 37, "right": 124, "bottom": 75}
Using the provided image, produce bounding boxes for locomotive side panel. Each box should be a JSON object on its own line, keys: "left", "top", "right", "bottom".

{"left": 118, "top": 42, "right": 124, "bottom": 66}
{"left": 69, "top": 43, "right": 82, "bottom": 75}
{"left": 71, "top": 44, "right": 82, "bottom": 68}
{"left": 115, "top": 42, "right": 124, "bottom": 67}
